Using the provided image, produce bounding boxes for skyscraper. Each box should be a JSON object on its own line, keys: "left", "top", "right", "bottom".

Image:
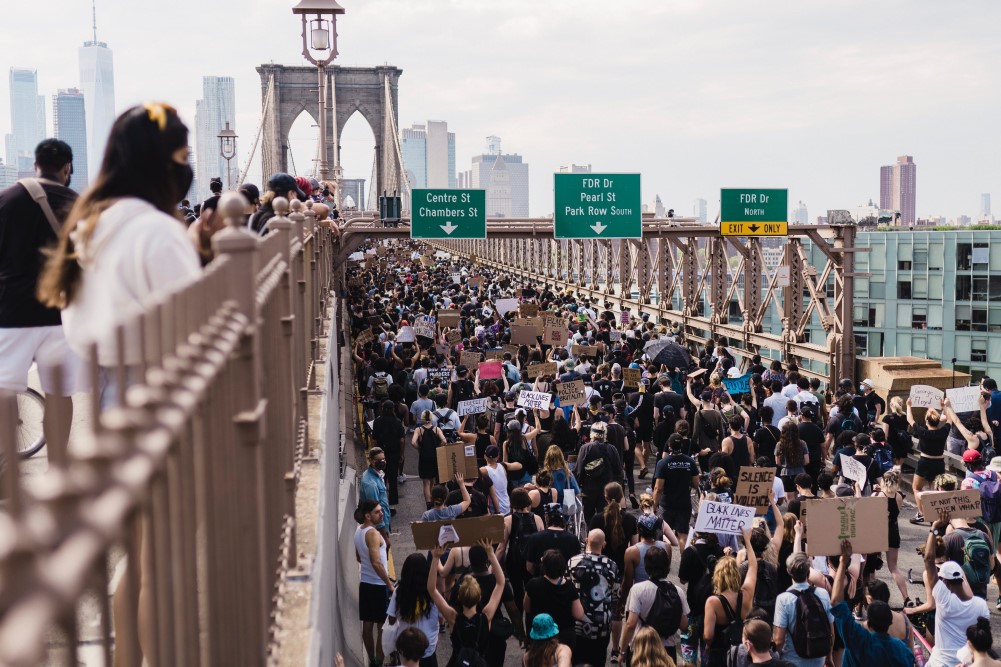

{"left": 400, "top": 124, "right": 427, "bottom": 189}
{"left": 78, "top": 1, "right": 115, "bottom": 180}
{"left": 792, "top": 200, "right": 809, "bottom": 225}
{"left": 341, "top": 178, "right": 366, "bottom": 209}
{"left": 470, "top": 137, "right": 528, "bottom": 217}
{"left": 7, "top": 68, "right": 46, "bottom": 175}
{"left": 400, "top": 120, "right": 455, "bottom": 189}
{"left": 694, "top": 198, "right": 707, "bottom": 222}
{"left": 194, "top": 76, "right": 236, "bottom": 201}
{"left": 879, "top": 155, "right": 916, "bottom": 226}
{"left": 981, "top": 193, "right": 991, "bottom": 219}
{"left": 53, "top": 88, "right": 89, "bottom": 191}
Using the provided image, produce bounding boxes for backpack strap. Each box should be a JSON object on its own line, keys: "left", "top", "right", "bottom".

{"left": 18, "top": 178, "right": 63, "bottom": 235}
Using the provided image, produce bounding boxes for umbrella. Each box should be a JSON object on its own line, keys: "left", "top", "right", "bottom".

{"left": 645, "top": 338, "right": 692, "bottom": 370}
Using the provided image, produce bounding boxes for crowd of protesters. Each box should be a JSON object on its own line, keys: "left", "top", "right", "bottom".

{"left": 348, "top": 242, "right": 1001, "bottom": 667}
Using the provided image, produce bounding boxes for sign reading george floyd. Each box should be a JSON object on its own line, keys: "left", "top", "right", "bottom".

{"left": 720, "top": 189, "right": 789, "bottom": 237}
{"left": 908, "top": 385, "right": 944, "bottom": 410}
{"left": 554, "top": 173, "right": 642, "bottom": 239}
{"left": 411, "top": 189, "right": 486, "bottom": 239}
{"left": 733, "top": 467, "right": 776, "bottom": 515}
{"left": 693, "top": 500, "right": 755, "bottom": 536}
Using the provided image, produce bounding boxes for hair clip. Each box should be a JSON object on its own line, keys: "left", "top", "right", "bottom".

{"left": 142, "top": 101, "right": 175, "bottom": 131}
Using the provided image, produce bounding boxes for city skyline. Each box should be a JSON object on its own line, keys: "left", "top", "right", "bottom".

{"left": 0, "top": 0, "right": 998, "bottom": 218}
{"left": 52, "top": 88, "right": 89, "bottom": 192}
{"left": 194, "top": 76, "right": 236, "bottom": 201}
{"left": 78, "top": 1, "right": 115, "bottom": 183}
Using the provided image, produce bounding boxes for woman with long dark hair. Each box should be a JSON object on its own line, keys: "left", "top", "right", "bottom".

{"left": 775, "top": 421, "right": 809, "bottom": 501}
{"left": 384, "top": 553, "right": 440, "bottom": 667}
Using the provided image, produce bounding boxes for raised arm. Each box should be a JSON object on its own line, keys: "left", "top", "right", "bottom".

{"left": 739, "top": 528, "right": 758, "bottom": 617}
{"left": 427, "top": 545, "right": 457, "bottom": 625}
{"left": 905, "top": 398, "right": 916, "bottom": 427}
{"left": 482, "top": 539, "right": 506, "bottom": 621}
{"left": 831, "top": 540, "right": 852, "bottom": 605}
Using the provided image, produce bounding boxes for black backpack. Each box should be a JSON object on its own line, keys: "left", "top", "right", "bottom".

{"left": 790, "top": 586, "right": 833, "bottom": 659}
{"left": 579, "top": 443, "right": 610, "bottom": 488}
{"left": 434, "top": 409, "right": 458, "bottom": 443}
{"left": 641, "top": 580, "right": 683, "bottom": 639}
{"left": 716, "top": 591, "right": 744, "bottom": 648}
{"left": 452, "top": 379, "right": 475, "bottom": 409}
{"left": 750, "top": 561, "right": 777, "bottom": 620}
{"left": 507, "top": 511, "right": 539, "bottom": 573}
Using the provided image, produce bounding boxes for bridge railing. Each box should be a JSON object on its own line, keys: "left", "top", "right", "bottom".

{"left": 0, "top": 194, "right": 332, "bottom": 666}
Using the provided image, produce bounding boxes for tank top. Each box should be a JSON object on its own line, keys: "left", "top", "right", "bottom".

{"left": 418, "top": 426, "right": 439, "bottom": 456}
{"left": 449, "top": 610, "right": 484, "bottom": 663}
{"left": 475, "top": 432, "right": 492, "bottom": 466}
{"left": 533, "top": 488, "right": 557, "bottom": 518}
{"left": 354, "top": 525, "right": 387, "bottom": 585}
{"left": 485, "top": 464, "right": 510, "bottom": 514}
{"left": 729, "top": 434, "right": 750, "bottom": 469}
{"left": 539, "top": 411, "right": 555, "bottom": 431}
{"left": 633, "top": 540, "right": 668, "bottom": 584}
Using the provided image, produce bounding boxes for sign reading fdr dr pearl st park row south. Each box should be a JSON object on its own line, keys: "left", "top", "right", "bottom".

{"left": 554, "top": 173, "right": 642, "bottom": 239}
{"left": 411, "top": 189, "right": 486, "bottom": 239}
{"left": 720, "top": 188, "right": 789, "bottom": 237}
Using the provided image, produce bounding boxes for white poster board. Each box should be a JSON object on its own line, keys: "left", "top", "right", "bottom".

{"left": 457, "top": 398, "right": 489, "bottom": 417}
{"left": 608, "top": 329, "right": 622, "bottom": 342}
{"left": 840, "top": 453, "right": 868, "bottom": 484}
{"left": 908, "top": 385, "right": 943, "bottom": 410}
{"left": 946, "top": 386, "right": 981, "bottom": 414}
{"left": 396, "top": 326, "right": 416, "bottom": 343}
{"left": 496, "top": 298, "right": 519, "bottom": 316}
{"left": 693, "top": 500, "right": 755, "bottom": 536}
{"left": 517, "top": 391, "right": 551, "bottom": 410}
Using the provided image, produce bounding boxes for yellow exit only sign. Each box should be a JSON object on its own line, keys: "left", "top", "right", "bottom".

{"left": 720, "top": 221, "right": 788, "bottom": 236}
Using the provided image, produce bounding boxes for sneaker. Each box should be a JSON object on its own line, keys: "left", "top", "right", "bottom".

{"left": 638, "top": 468, "right": 649, "bottom": 479}
{"left": 909, "top": 512, "right": 925, "bottom": 525}
{"left": 398, "top": 473, "right": 408, "bottom": 484}
{"left": 610, "top": 650, "right": 621, "bottom": 665}
{"left": 629, "top": 494, "right": 639, "bottom": 510}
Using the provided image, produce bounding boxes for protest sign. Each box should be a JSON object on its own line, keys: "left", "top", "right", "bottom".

{"left": 608, "top": 329, "right": 622, "bottom": 343}
{"left": 511, "top": 324, "right": 538, "bottom": 345}
{"left": 722, "top": 373, "right": 752, "bottom": 396}
{"left": 908, "top": 385, "right": 943, "bottom": 409}
{"left": 435, "top": 442, "right": 480, "bottom": 480}
{"left": 733, "top": 467, "right": 776, "bottom": 515}
{"left": 946, "top": 386, "right": 981, "bottom": 414}
{"left": 413, "top": 315, "right": 436, "bottom": 339}
{"left": 368, "top": 316, "right": 384, "bottom": 329}
{"left": 427, "top": 367, "right": 452, "bottom": 385}
{"left": 437, "top": 311, "right": 460, "bottom": 329}
{"left": 503, "top": 344, "right": 521, "bottom": 358}
{"left": 421, "top": 256, "right": 433, "bottom": 267}
{"left": 445, "top": 330, "right": 462, "bottom": 346}
{"left": 481, "top": 306, "right": 493, "bottom": 318}
{"left": 468, "top": 276, "right": 483, "bottom": 290}
{"left": 451, "top": 273, "right": 461, "bottom": 285}
{"left": 620, "top": 310, "right": 630, "bottom": 325}
{"left": 693, "top": 500, "right": 755, "bottom": 536}
{"left": 800, "top": 497, "right": 888, "bottom": 556}
{"left": 918, "top": 490, "right": 983, "bottom": 521}
{"left": 622, "top": 368, "right": 642, "bottom": 389}
{"left": 556, "top": 380, "right": 586, "bottom": 405}
{"left": 571, "top": 345, "right": 599, "bottom": 357}
{"left": 412, "top": 515, "right": 505, "bottom": 550}
{"left": 460, "top": 351, "right": 482, "bottom": 369}
{"left": 356, "top": 329, "right": 375, "bottom": 346}
{"left": 478, "top": 361, "right": 503, "bottom": 380}
{"left": 520, "top": 302, "right": 539, "bottom": 318}
{"left": 839, "top": 453, "right": 869, "bottom": 485}
{"left": 396, "top": 326, "right": 416, "bottom": 343}
{"left": 526, "top": 361, "right": 558, "bottom": 380}
{"left": 496, "top": 298, "right": 519, "bottom": 316}
{"left": 687, "top": 368, "right": 708, "bottom": 379}
{"left": 433, "top": 344, "right": 449, "bottom": 356}
{"left": 485, "top": 349, "right": 505, "bottom": 360}
{"left": 518, "top": 391, "right": 551, "bottom": 410}
{"left": 458, "top": 398, "right": 489, "bottom": 417}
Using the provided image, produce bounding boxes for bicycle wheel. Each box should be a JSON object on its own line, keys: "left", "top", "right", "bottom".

{"left": 16, "top": 388, "right": 47, "bottom": 459}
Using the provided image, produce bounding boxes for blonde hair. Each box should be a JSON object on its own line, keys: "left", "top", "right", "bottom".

{"left": 713, "top": 555, "right": 742, "bottom": 595}
{"left": 639, "top": 493, "right": 656, "bottom": 513}
{"left": 420, "top": 410, "right": 433, "bottom": 425}
{"left": 889, "top": 396, "right": 905, "bottom": 416}
{"left": 456, "top": 575, "right": 481, "bottom": 609}
{"left": 881, "top": 469, "right": 901, "bottom": 497}
{"left": 544, "top": 445, "right": 571, "bottom": 478}
{"left": 709, "top": 373, "right": 723, "bottom": 387}
{"left": 781, "top": 512, "right": 797, "bottom": 544}
{"left": 630, "top": 626, "right": 676, "bottom": 667}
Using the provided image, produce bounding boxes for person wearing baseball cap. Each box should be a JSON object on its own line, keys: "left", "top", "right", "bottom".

{"left": 249, "top": 172, "right": 307, "bottom": 234}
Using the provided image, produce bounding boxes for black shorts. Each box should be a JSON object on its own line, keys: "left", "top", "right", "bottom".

{"left": 662, "top": 507, "right": 692, "bottom": 534}
{"left": 635, "top": 424, "right": 653, "bottom": 441}
{"left": 915, "top": 456, "right": 945, "bottom": 482}
{"left": 358, "top": 582, "right": 389, "bottom": 623}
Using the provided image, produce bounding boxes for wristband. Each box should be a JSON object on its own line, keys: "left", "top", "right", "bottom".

{"left": 931, "top": 528, "right": 943, "bottom": 537}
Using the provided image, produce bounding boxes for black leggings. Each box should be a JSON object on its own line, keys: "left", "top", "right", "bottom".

{"left": 622, "top": 441, "right": 636, "bottom": 494}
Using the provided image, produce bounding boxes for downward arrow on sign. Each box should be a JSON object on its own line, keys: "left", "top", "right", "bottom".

{"left": 591, "top": 222, "right": 607, "bottom": 235}
{"left": 440, "top": 222, "right": 458, "bottom": 235}
{"left": 748, "top": 224, "right": 760, "bottom": 233}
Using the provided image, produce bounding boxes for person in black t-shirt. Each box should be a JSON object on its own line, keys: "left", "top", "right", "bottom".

{"left": 906, "top": 398, "right": 951, "bottom": 524}
{"left": 797, "top": 406, "right": 825, "bottom": 485}
{"left": 522, "top": 510, "right": 581, "bottom": 575}
{"left": 653, "top": 434, "right": 700, "bottom": 544}
{"left": 751, "top": 406, "right": 780, "bottom": 470}
{"left": 524, "top": 549, "right": 584, "bottom": 652}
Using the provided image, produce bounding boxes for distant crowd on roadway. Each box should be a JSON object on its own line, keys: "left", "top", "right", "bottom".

{"left": 348, "top": 241, "right": 1001, "bottom": 667}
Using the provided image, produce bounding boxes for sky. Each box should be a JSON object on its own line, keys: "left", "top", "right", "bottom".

{"left": 2, "top": 0, "right": 999, "bottom": 220}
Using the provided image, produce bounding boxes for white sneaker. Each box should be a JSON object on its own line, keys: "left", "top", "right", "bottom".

{"left": 398, "top": 473, "right": 408, "bottom": 484}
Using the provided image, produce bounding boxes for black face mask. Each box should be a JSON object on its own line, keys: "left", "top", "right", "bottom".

{"left": 170, "top": 162, "right": 194, "bottom": 200}
{"left": 374, "top": 460, "right": 387, "bottom": 471}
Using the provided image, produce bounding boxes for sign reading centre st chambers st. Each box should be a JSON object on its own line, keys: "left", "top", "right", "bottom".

{"left": 411, "top": 189, "right": 486, "bottom": 239}
{"left": 554, "top": 173, "right": 642, "bottom": 239}
{"left": 720, "top": 188, "right": 789, "bottom": 236}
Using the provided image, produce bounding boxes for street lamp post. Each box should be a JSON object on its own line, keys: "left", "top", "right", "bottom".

{"left": 292, "top": 0, "right": 344, "bottom": 183}
{"left": 217, "top": 121, "right": 238, "bottom": 190}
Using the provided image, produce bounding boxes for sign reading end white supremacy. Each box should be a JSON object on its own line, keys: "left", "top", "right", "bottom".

{"left": 694, "top": 501, "right": 755, "bottom": 536}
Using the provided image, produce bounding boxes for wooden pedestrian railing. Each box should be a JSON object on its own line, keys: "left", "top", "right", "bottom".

{"left": 0, "top": 193, "right": 333, "bottom": 666}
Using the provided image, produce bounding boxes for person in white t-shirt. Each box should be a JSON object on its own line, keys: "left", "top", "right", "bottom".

{"left": 619, "top": 544, "right": 690, "bottom": 662}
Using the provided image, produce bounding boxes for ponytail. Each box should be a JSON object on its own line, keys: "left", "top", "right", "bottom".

{"left": 603, "top": 482, "right": 625, "bottom": 549}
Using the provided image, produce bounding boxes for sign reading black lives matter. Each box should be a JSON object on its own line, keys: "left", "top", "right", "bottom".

{"left": 694, "top": 500, "right": 755, "bottom": 536}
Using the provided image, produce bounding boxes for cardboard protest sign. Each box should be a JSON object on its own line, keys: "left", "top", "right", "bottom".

{"left": 412, "top": 514, "right": 505, "bottom": 550}
{"left": 620, "top": 310, "right": 630, "bottom": 325}
{"left": 687, "top": 368, "right": 708, "bottom": 379}
{"left": 433, "top": 344, "right": 449, "bottom": 356}
{"left": 800, "top": 497, "right": 888, "bottom": 556}
{"left": 420, "top": 256, "right": 433, "bottom": 267}
{"left": 503, "top": 344, "right": 521, "bottom": 358}
{"left": 368, "top": 316, "right": 384, "bottom": 329}
{"left": 946, "top": 386, "right": 981, "bottom": 413}
{"left": 515, "top": 318, "right": 544, "bottom": 335}
{"left": 435, "top": 442, "right": 480, "bottom": 480}
{"left": 693, "top": 500, "right": 756, "bottom": 536}
{"left": 519, "top": 302, "right": 539, "bottom": 318}
{"left": 908, "top": 385, "right": 944, "bottom": 410}
{"left": 733, "top": 467, "right": 776, "bottom": 515}
{"left": 839, "top": 453, "right": 869, "bottom": 485}
{"left": 437, "top": 311, "right": 460, "bottom": 329}
{"left": 356, "top": 329, "right": 375, "bottom": 346}
{"left": 556, "top": 380, "right": 586, "bottom": 405}
{"left": 542, "top": 316, "right": 566, "bottom": 346}
{"left": 571, "top": 345, "right": 599, "bottom": 357}
{"left": 478, "top": 361, "right": 503, "bottom": 380}
{"left": 427, "top": 367, "right": 452, "bottom": 386}
{"left": 518, "top": 391, "right": 552, "bottom": 410}
{"left": 722, "top": 373, "right": 752, "bottom": 396}
{"left": 468, "top": 276, "right": 484, "bottom": 290}
{"left": 445, "top": 330, "right": 462, "bottom": 346}
{"left": 413, "top": 315, "right": 436, "bottom": 339}
{"left": 511, "top": 324, "right": 539, "bottom": 345}
{"left": 608, "top": 329, "right": 622, "bottom": 342}
{"left": 451, "top": 273, "right": 461, "bottom": 285}
{"left": 496, "top": 298, "right": 519, "bottom": 316}
{"left": 622, "top": 368, "right": 642, "bottom": 389}
{"left": 485, "top": 349, "right": 505, "bottom": 360}
{"left": 526, "top": 361, "right": 558, "bottom": 380}
{"left": 460, "top": 351, "right": 482, "bottom": 369}
{"left": 918, "top": 490, "right": 983, "bottom": 521}
{"left": 396, "top": 326, "right": 416, "bottom": 343}
{"left": 458, "top": 398, "right": 489, "bottom": 417}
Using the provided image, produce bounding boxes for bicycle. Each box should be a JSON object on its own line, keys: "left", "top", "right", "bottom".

{"left": 15, "top": 388, "right": 47, "bottom": 459}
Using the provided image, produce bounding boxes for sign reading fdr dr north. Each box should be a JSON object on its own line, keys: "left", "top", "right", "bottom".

{"left": 720, "top": 188, "right": 788, "bottom": 236}
{"left": 554, "top": 173, "right": 641, "bottom": 239}
{"left": 411, "top": 189, "right": 486, "bottom": 239}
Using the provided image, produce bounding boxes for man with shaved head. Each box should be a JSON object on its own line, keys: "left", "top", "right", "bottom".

{"left": 569, "top": 529, "right": 618, "bottom": 666}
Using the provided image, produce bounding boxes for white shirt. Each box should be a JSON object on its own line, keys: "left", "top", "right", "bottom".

{"left": 62, "top": 198, "right": 201, "bottom": 366}
{"left": 625, "top": 579, "right": 690, "bottom": 648}
{"left": 927, "top": 580, "right": 989, "bottom": 667}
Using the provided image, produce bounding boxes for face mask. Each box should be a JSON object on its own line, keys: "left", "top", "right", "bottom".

{"left": 170, "top": 162, "right": 194, "bottom": 199}
{"left": 374, "top": 460, "right": 387, "bottom": 471}
{"left": 859, "top": 385, "right": 866, "bottom": 392}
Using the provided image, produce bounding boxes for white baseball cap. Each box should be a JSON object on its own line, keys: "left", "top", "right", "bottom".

{"left": 861, "top": 378, "right": 874, "bottom": 389}
{"left": 938, "top": 561, "right": 965, "bottom": 582}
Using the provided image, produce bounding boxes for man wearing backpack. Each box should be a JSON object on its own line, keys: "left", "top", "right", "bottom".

{"left": 577, "top": 421, "right": 623, "bottom": 522}
{"left": 569, "top": 529, "right": 619, "bottom": 666}
{"left": 498, "top": 488, "right": 543, "bottom": 610}
{"left": 618, "top": 545, "right": 689, "bottom": 664}
{"left": 773, "top": 552, "right": 834, "bottom": 667}
{"left": 367, "top": 358, "right": 393, "bottom": 400}
{"left": 942, "top": 506, "right": 995, "bottom": 600}
{"left": 430, "top": 393, "right": 461, "bottom": 443}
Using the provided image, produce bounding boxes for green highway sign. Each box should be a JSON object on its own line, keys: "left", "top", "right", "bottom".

{"left": 720, "top": 188, "right": 788, "bottom": 236}
{"left": 554, "top": 173, "right": 642, "bottom": 239}
{"left": 411, "top": 189, "right": 486, "bottom": 239}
